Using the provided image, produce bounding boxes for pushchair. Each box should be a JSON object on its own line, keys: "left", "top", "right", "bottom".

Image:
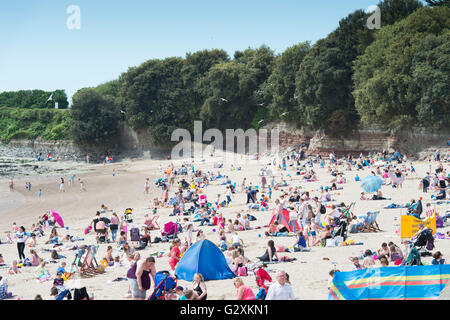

{"left": 149, "top": 271, "right": 177, "bottom": 300}
{"left": 124, "top": 208, "right": 133, "bottom": 223}
{"left": 162, "top": 222, "right": 181, "bottom": 240}
{"left": 129, "top": 227, "right": 142, "bottom": 249}
{"left": 413, "top": 228, "right": 435, "bottom": 254}
{"left": 333, "top": 219, "right": 348, "bottom": 241}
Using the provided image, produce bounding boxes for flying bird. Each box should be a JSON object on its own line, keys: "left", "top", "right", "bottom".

{"left": 258, "top": 119, "right": 264, "bottom": 124}
{"left": 120, "top": 110, "right": 126, "bottom": 114}
{"left": 257, "top": 103, "right": 264, "bottom": 106}
{"left": 293, "top": 94, "right": 298, "bottom": 100}
{"left": 220, "top": 98, "right": 229, "bottom": 102}
{"left": 281, "top": 112, "right": 289, "bottom": 117}
{"left": 47, "top": 93, "right": 53, "bottom": 102}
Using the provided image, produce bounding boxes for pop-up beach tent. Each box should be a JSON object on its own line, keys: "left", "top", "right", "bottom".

{"left": 268, "top": 208, "right": 300, "bottom": 232}
{"left": 175, "top": 239, "right": 236, "bottom": 281}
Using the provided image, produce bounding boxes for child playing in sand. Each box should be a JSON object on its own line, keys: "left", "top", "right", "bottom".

{"left": 36, "top": 262, "right": 52, "bottom": 282}
{"left": 362, "top": 250, "right": 375, "bottom": 269}
{"left": 8, "top": 261, "right": 20, "bottom": 275}
{"left": 350, "top": 257, "right": 362, "bottom": 270}
{"left": 56, "top": 262, "right": 67, "bottom": 275}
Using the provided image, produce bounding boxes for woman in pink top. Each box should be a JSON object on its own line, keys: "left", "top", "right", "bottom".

{"left": 234, "top": 277, "right": 256, "bottom": 300}
{"left": 30, "top": 249, "right": 40, "bottom": 266}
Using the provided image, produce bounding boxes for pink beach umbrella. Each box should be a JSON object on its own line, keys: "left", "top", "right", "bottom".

{"left": 50, "top": 209, "right": 64, "bottom": 228}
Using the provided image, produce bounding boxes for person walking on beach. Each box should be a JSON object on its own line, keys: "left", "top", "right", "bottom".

{"left": 266, "top": 270, "right": 295, "bottom": 300}
{"left": 16, "top": 226, "right": 28, "bottom": 262}
{"left": 79, "top": 179, "right": 86, "bottom": 192}
{"left": 38, "top": 189, "right": 42, "bottom": 200}
{"left": 59, "top": 178, "right": 65, "bottom": 193}
{"left": 144, "top": 178, "right": 150, "bottom": 195}
{"left": 9, "top": 178, "right": 14, "bottom": 192}
{"left": 126, "top": 257, "right": 156, "bottom": 300}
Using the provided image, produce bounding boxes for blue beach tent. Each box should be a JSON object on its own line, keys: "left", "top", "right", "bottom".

{"left": 175, "top": 239, "right": 236, "bottom": 281}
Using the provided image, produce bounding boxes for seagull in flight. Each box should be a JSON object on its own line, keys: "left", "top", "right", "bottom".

{"left": 220, "top": 98, "right": 229, "bottom": 102}
{"left": 281, "top": 112, "right": 289, "bottom": 117}
{"left": 293, "top": 94, "right": 298, "bottom": 100}
{"left": 258, "top": 119, "right": 264, "bottom": 125}
{"left": 257, "top": 103, "right": 264, "bottom": 106}
{"left": 120, "top": 110, "right": 126, "bottom": 114}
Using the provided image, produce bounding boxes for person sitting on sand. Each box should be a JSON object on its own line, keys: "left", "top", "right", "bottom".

{"left": 45, "top": 228, "right": 59, "bottom": 244}
{"left": 293, "top": 231, "right": 308, "bottom": 251}
{"left": 312, "top": 225, "right": 333, "bottom": 246}
{"left": 258, "top": 240, "right": 279, "bottom": 263}
{"left": 389, "top": 244, "right": 403, "bottom": 263}
{"left": 432, "top": 251, "right": 445, "bottom": 265}
{"left": 379, "top": 256, "right": 389, "bottom": 267}
{"left": 192, "top": 273, "right": 208, "bottom": 300}
{"left": 234, "top": 277, "right": 256, "bottom": 300}
{"left": 51, "top": 250, "right": 66, "bottom": 260}
{"left": 377, "top": 243, "right": 390, "bottom": 260}
{"left": 104, "top": 246, "right": 114, "bottom": 267}
{"left": 8, "top": 260, "right": 20, "bottom": 275}
{"left": 372, "top": 190, "right": 387, "bottom": 200}
{"left": 265, "top": 221, "right": 289, "bottom": 237}
{"left": 350, "top": 257, "right": 362, "bottom": 270}
{"left": 36, "top": 262, "right": 51, "bottom": 281}
{"left": 360, "top": 192, "right": 367, "bottom": 200}
{"left": 362, "top": 250, "right": 375, "bottom": 269}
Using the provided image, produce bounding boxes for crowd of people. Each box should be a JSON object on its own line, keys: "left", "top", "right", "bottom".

{"left": 1, "top": 146, "right": 449, "bottom": 300}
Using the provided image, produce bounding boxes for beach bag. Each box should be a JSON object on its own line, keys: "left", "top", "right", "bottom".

{"left": 334, "top": 236, "right": 344, "bottom": 247}
{"left": 326, "top": 238, "right": 337, "bottom": 247}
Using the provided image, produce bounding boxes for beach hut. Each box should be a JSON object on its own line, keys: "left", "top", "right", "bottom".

{"left": 175, "top": 240, "right": 236, "bottom": 281}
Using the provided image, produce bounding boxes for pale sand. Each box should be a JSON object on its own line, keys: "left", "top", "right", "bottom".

{"left": 0, "top": 152, "right": 449, "bottom": 300}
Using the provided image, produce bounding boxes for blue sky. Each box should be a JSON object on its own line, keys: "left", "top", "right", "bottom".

{"left": 0, "top": 0, "right": 415, "bottom": 102}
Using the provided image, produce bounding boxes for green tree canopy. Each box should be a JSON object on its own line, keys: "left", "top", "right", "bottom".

{"left": 70, "top": 88, "right": 119, "bottom": 146}
{"left": 295, "top": 0, "right": 422, "bottom": 135}
{"left": 0, "top": 89, "right": 69, "bottom": 109}
{"left": 353, "top": 6, "right": 450, "bottom": 130}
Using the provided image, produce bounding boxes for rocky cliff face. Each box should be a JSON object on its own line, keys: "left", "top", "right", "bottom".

{"left": 2, "top": 122, "right": 448, "bottom": 162}
{"left": 263, "top": 122, "right": 449, "bottom": 158}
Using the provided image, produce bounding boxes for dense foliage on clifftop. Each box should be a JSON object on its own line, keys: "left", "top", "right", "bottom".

{"left": 1, "top": 0, "right": 449, "bottom": 147}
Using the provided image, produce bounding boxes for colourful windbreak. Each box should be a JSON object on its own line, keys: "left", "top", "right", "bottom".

{"left": 329, "top": 265, "right": 450, "bottom": 300}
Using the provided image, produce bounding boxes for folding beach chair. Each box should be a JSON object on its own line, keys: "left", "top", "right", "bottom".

{"left": 79, "top": 245, "right": 101, "bottom": 278}
{"left": 362, "top": 211, "right": 380, "bottom": 232}
{"left": 65, "top": 255, "right": 81, "bottom": 280}
{"left": 341, "top": 202, "right": 356, "bottom": 219}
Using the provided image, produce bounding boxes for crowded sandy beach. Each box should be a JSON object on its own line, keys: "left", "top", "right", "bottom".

{"left": 0, "top": 147, "right": 449, "bottom": 300}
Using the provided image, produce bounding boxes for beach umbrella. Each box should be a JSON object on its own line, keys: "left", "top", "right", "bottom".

{"left": 50, "top": 209, "right": 64, "bottom": 228}
{"left": 360, "top": 175, "right": 383, "bottom": 193}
